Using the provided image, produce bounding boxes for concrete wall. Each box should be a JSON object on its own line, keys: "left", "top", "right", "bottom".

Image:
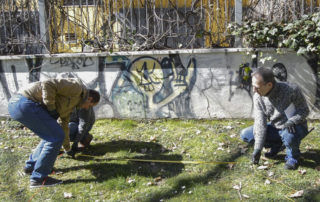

{"left": 0, "top": 48, "right": 319, "bottom": 119}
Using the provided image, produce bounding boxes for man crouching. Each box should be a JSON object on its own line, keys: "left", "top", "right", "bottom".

{"left": 240, "top": 67, "right": 309, "bottom": 170}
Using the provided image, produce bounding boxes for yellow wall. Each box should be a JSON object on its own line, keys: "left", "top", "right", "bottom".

{"left": 53, "top": 0, "right": 232, "bottom": 52}
{"left": 48, "top": 0, "right": 320, "bottom": 53}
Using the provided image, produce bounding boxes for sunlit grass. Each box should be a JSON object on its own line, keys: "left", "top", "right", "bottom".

{"left": 0, "top": 118, "right": 319, "bottom": 201}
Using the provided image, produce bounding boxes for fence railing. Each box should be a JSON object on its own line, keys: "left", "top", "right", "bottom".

{"left": 0, "top": 0, "right": 319, "bottom": 55}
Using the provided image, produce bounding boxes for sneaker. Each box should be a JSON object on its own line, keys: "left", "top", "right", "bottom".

{"left": 23, "top": 167, "right": 33, "bottom": 175}
{"left": 284, "top": 158, "right": 298, "bottom": 170}
{"left": 24, "top": 167, "right": 56, "bottom": 175}
{"left": 30, "top": 176, "right": 63, "bottom": 188}
{"left": 265, "top": 145, "right": 285, "bottom": 158}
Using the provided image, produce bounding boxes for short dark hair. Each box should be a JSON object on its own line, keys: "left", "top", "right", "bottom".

{"left": 88, "top": 89, "right": 100, "bottom": 103}
{"left": 252, "top": 67, "right": 276, "bottom": 85}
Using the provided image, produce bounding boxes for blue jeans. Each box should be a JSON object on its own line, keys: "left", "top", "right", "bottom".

{"left": 68, "top": 121, "right": 93, "bottom": 143}
{"left": 240, "top": 123, "right": 308, "bottom": 160}
{"left": 8, "top": 95, "right": 64, "bottom": 181}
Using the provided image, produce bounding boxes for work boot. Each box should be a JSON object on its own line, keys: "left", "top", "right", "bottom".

{"left": 284, "top": 158, "right": 299, "bottom": 170}
{"left": 265, "top": 145, "right": 285, "bottom": 158}
{"left": 30, "top": 176, "right": 63, "bottom": 188}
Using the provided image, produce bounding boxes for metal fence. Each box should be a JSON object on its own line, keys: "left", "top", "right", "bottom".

{"left": 0, "top": 0, "right": 320, "bottom": 55}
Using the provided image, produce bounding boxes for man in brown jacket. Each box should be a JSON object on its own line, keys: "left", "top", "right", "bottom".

{"left": 8, "top": 78, "right": 100, "bottom": 188}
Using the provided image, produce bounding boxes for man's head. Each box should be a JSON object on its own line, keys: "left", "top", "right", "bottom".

{"left": 252, "top": 67, "right": 275, "bottom": 96}
{"left": 81, "top": 89, "right": 100, "bottom": 109}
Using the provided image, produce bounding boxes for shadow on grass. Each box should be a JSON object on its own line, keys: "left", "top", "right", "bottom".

{"left": 269, "top": 149, "right": 320, "bottom": 169}
{"left": 302, "top": 187, "right": 320, "bottom": 201}
{"left": 59, "top": 140, "right": 184, "bottom": 185}
{"left": 78, "top": 139, "right": 169, "bottom": 157}
{"left": 300, "top": 150, "right": 320, "bottom": 168}
{"left": 143, "top": 148, "right": 244, "bottom": 202}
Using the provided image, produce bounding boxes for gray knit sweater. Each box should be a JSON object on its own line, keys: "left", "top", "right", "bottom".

{"left": 253, "top": 82, "right": 309, "bottom": 150}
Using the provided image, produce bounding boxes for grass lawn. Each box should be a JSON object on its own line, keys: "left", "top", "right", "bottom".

{"left": 0, "top": 118, "right": 319, "bottom": 202}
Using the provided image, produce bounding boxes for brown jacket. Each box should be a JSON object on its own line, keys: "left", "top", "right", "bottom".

{"left": 21, "top": 78, "right": 88, "bottom": 151}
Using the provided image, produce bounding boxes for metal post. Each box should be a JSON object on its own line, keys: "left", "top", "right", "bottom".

{"left": 234, "top": 0, "right": 242, "bottom": 47}
{"left": 38, "top": 0, "right": 50, "bottom": 53}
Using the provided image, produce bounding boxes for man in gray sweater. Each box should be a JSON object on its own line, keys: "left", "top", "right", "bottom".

{"left": 240, "top": 67, "right": 309, "bottom": 169}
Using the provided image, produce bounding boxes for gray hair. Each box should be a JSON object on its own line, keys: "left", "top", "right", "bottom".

{"left": 252, "top": 67, "right": 276, "bottom": 85}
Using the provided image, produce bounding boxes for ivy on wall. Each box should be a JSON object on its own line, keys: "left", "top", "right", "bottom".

{"left": 228, "top": 12, "right": 320, "bottom": 57}
{"left": 228, "top": 12, "right": 320, "bottom": 108}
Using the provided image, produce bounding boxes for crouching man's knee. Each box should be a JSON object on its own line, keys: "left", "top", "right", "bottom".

{"left": 240, "top": 126, "right": 254, "bottom": 144}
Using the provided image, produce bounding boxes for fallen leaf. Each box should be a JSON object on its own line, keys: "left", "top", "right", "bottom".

{"left": 315, "top": 166, "right": 320, "bottom": 171}
{"left": 242, "top": 194, "right": 250, "bottom": 198}
{"left": 230, "top": 134, "right": 237, "bottom": 138}
{"left": 257, "top": 165, "right": 268, "bottom": 170}
{"left": 240, "top": 147, "right": 248, "bottom": 154}
{"left": 127, "top": 178, "right": 135, "bottom": 184}
{"left": 224, "top": 125, "right": 233, "bottom": 130}
{"left": 264, "top": 179, "right": 271, "bottom": 185}
{"left": 217, "top": 147, "right": 224, "bottom": 151}
{"left": 233, "top": 185, "right": 240, "bottom": 190}
{"left": 218, "top": 142, "right": 225, "bottom": 146}
{"left": 149, "top": 136, "right": 156, "bottom": 142}
{"left": 289, "top": 190, "right": 304, "bottom": 198}
{"left": 298, "top": 169, "right": 306, "bottom": 175}
{"left": 268, "top": 171, "right": 274, "bottom": 177}
{"left": 263, "top": 161, "right": 269, "bottom": 165}
{"left": 154, "top": 176, "right": 162, "bottom": 182}
{"left": 305, "top": 145, "right": 312, "bottom": 150}
{"left": 147, "top": 181, "right": 155, "bottom": 186}
{"left": 64, "top": 192, "right": 73, "bottom": 199}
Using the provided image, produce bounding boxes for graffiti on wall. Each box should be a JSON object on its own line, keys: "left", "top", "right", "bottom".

{"left": 50, "top": 57, "right": 95, "bottom": 70}
{"left": 111, "top": 54, "right": 196, "bottom": 118}
{"left": 0, "top": 50, "right": 319, "bottom": 119}
{"left": 0, "top": 54, "right": 196, "bottom": 118}
{"left": 237, "top": 62, "right": 288, "bottom": 93}
{"left": 0, "top": 60, "right": 11, "bottom": 101}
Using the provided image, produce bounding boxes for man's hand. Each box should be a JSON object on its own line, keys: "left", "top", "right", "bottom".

{"left": 48, "top": 109, "right": 59, "bottom": 120}
{"left": 252, "top": 149, "right": 261, "bottom": 164}
{"left": 66, "top": 142, "right": 78, "bottom": 159}
{"left": 283, "top": 120, "right": 295, "bottom": 133}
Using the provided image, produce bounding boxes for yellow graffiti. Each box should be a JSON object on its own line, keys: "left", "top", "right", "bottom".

{"left": 129, "top": 57, "right": 195, "bottom": 114}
